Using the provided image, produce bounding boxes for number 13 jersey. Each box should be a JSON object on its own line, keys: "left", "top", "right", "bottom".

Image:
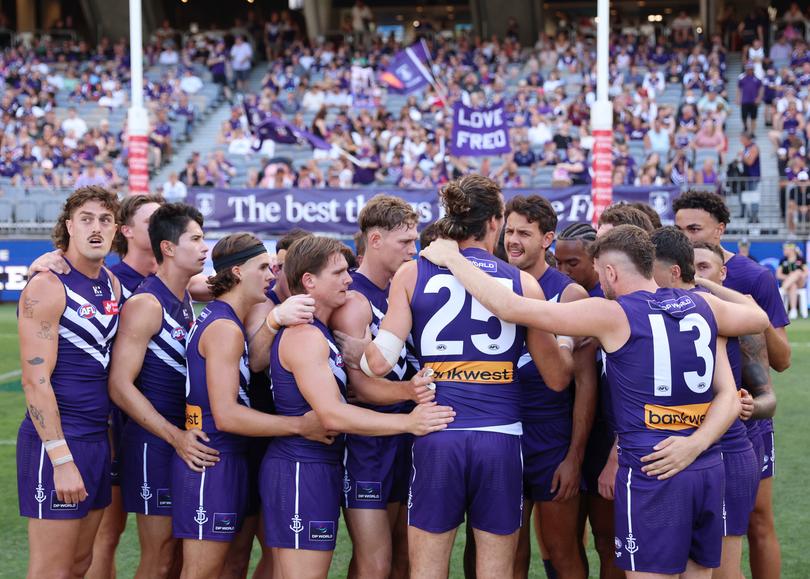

{"left": 410, "top": 248, "right": 526, "bottom": 433}
{"left": 606, "top": 288, "right": 719, "bottom": 466}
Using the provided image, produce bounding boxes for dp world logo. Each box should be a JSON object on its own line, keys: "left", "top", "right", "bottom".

{"left": 196, "top": 193, "right": 215, "bottom": 218}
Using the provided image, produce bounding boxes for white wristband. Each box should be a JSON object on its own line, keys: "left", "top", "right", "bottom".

{"left": 52, "top": 454, "right": 74, "bottom": 467}
{"left": 265, "top": 315, "right": 279, "bottom": 335}
{"left": 44, "top": 439, "right": 67, "bottom": 452}
{"left": 557, "top": 336, "right": 574, "bottom": 350}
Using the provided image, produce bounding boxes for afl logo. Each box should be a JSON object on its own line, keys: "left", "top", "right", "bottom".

{"left": 77, "top": 304, "right": 97, "bottom": 318}
{"left": 172, "top": 327, "right": 187, "bottom": 341}
{"left": 488, "top": 344, "right": 500, "bottom": 351}
{"left": 436, "top": 344, "right": 447, "bottom": 351}
{"left": 335, "top": 353, "right": 344, "bottom": 368}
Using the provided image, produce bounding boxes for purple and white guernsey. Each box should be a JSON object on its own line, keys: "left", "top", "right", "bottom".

{"left": 518, "top": 266, "right": 574, "bottom": 422}
{"left": 410, "top": 248, "right": 526, "bottom": 432}
{"left": 130, "top": 275, "right": 195, "bottom": 434}
{"left": 184, "top": 300, "right": 250, "bottom": 453}
{"left": 20, "top": 261, "right": 119, "bottom": 440}
{"left": 109, "top": 260, "right": 146, "bottom": 303}
{"left": 606, "top": 288, "right": 719, "bottom": 466}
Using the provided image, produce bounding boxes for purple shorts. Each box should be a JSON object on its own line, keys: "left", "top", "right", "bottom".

{"left": 522, "top": 419, "right": 577, "bottom": 502}
{"left": 722, "top": 448, "right": 760, "bottom": 536}
{"left": 246, "top": 438, "right": 269, "bottom": 516}
{"left": 613, "top": 461, "right": 724, "bottom": 574}
{"left": 343, "top": 433, "right": 412, "bottom": 509}
{"left": 408, "top": 430, "right": 523, "bottom": 535}
{"left": 583, "top": 418, "right": 614, "bottom": 495}
{"left": 171, "top": 452, "right": 248, "bottom": 542}
{"left": 17, "top": 428, "right": 111, "bottom": 519}
{"left": 260, "top": 457, "right": 342, "bottom": 551}
{"left": 761, "top": 430, "right": 775, "bottom": 479}
{"left": 120, "top": 434, "right": 175, "bottom": 516}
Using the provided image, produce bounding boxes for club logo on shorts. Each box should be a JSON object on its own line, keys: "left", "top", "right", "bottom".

{"left": 50, "top": 490, "right": 78, "bottom": 511}
{"left": 342, "top": 472, "right": 351, "bottom": 495}
{"left": 140, "top": 482, "right": 152, "bottom": 501}
{"left": 157, "top": 488, "right": 172, "bottom": 508}
{"left": 355, "top": 481, "right": 381, "bottom": 502}
{"left": 290, "top": 514, "right": 304, "bottom": 534}
{"left": 77, "top": 303, "right": 98, "bottom": 318}
{"left": 625, "top": 532, "right": 639, "bottom": 555}
{"left": 194, "top": 506, "right": 208, "bottom": 525}
{"left": 34, "top": 483, "right": 46, "bottom": 504}
{"left": 213, "top": 512, "right": 238, "bottom": 533}
{"left": 172, "top": 327, "right": 187, "bottom": 341}
{"left": 308, "top": 520, "right": 335, "bottom": 542}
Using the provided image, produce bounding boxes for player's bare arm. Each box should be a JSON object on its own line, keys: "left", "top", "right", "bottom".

{"left": 19, "top": 273, "right": 86, "bottom": 505}
{"left": 363, "top": 261, "right": 416, "bottom": 377}
{"left": 420, "top": 238, "right": 628, "bottom": 349}
{"left": 331, "top": 291, "right": 434, "bottom": 406}
{"left": 695, "top": 278, "right": 772, "bottom": 336}
{"left": 203, "top": 319, "right": 333, "bottom": 443}
{"left": 284, "top": 323, "right": 452, "bottom": 436}
{"left": 521, "top": 271, "right": 574, "bottom": 392}
{"left": 245, "top": 294, "right": 316, "bottom": 372}
{"left": 108, "top": 293, "right": 220, "bottom": 472}
{"left": 641, "top": 337, "right": 740, "bottom": 480}
{"left": 739, "top": 333, "right": 776, "bottom": 420}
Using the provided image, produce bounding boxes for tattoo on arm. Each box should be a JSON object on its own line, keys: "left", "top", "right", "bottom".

{"left": 22, "top": 297, "right": 39, "bottom": 318}
{"left": 36, "top": 322, "right": 54, "bottom": 341}
{"left": 740, "top": 334, "right": 771, "bottom": 397}
{"left": 26, "top": 357, "right": 44, "bottom": 366}
{"left": 28, "top": 405, "right": 46, "bottom": 429}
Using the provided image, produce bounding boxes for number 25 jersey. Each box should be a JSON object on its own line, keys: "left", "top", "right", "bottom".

{"left": 410, "top": 248, "right": 526, "bottom": 433}
{"left": 606, "top": 288, "right": 719, "bottom": 466}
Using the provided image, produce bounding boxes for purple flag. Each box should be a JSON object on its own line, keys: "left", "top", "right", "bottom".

{"left": 380, "top": 40, "right": 433, "bottom": 95}
{"left": 244, "top": 103, "right": 331, "bottom": 151}
{"left": 450, "top": 102, "right": 511, "bottom": 156}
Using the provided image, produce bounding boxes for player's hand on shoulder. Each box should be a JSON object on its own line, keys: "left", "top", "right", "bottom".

{"left": 408, "top": 401, "right": 456, "bottom": 436}
{"left": 300, "top": 409, "right": 337, "bottom": 445}
{"left": 172, "top": 428, "right": 220, "bottom": 472}
{"left": 274, "top": 294, "right": 315, "bottom": 326}
{"left": 28, "top": 249, "right": 69, "bottom": 277}
{"left": 739, "top": 388, "right": 755, "bottom": 421}
{"left": 53, "top": 461, "right": 87, "bottom": 504}
{"left": 334, "top": 325, "right": 371, "bottom": 370}
{"left": 640, "top": 436, "right": 702, "bottom": 480}
{"left": 419, "top": 237, "right": 460, "bottom": 267}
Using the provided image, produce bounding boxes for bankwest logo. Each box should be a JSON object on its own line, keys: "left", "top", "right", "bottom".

{"left": 425, "top": 361, "right": 513, "bottom": 384}
{"left": 185, "top": 404, "right": 202, "bottom": 430}
{"left": 644, "top": 402, "right": 710, "bottom": 431}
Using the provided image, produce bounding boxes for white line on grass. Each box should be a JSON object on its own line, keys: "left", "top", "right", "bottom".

{"left": 0, "top": 369, "right": 21, "bottom": 382}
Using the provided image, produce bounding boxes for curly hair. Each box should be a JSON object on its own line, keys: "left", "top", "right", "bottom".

{"left": 436, "top": 174, "right": 503, "bottom": 241}
{"left": 672, "top": 190, "right": 730, "bottom": 225}
{"left": 52, "top": 186, "right": 120, "bottom": 251}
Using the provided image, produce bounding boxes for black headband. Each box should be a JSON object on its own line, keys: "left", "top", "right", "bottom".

{"left": 213, "top": 243, "right": 267, "bottom": 274}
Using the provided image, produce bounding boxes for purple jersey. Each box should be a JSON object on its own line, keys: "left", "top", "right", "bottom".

{"left": 607, "top": 288, "right": 719, "bottom": 466}
{"left": 518, "top": 267, "right": 575, "bottom": 422}
{"left": 128, "top": 275, "right": 195, "bottom": 439}
{"left": 265, "top": 319, "right": 347, "bottom": 463}
{"left": 109, "top": 261, "right": 146, "bottom": 302}
{"left": 349, "top": 270, "right": 416, "bottom": 413}
{"left": 184, "top": 300, "right": 250, "bottom": 453}
{"left": 724, "top": 253, "right": 788, "bottom": 435}
{"left": 410, "top": 248, "right": 526, "bottom": 431}
{"left": 20, "top": 263, "right": 119, "bottom": 439}
{"left": 265, "top": 283, "right": 282, "bottom": 305}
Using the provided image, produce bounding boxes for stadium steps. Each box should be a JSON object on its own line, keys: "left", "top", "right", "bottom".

{"left": 723, "top": 53, "right": 783, "bottom": 237}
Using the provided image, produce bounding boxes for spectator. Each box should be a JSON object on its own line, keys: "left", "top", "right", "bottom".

{"left": 60, "top": 107, "right": 88, "bottom": 139}
{"left": 739, "top": 131, "right": 761, "bottom": 220}
{"left": 162, "top": 172, "right": 188, "bottom": 201}
{"left": 74, "top": 164, "right": 109, "bottom": 189}
{"left": 230, "top": 35, "right": 253, "bottom": 93}
{"left": 692, "top": 119, "right": 726, "bottom": 156}
{"left": 737, "top": 63, "right": 763, "bottom": 132}
{"left": 158, "top": 43, "right": 180, "bottom": 66}
{"left": 149, "top": 110, "right": 172, "bottom": 167}
{"left": 777, "top": 243, "right": 808, "bottom": 319}
{"left": 38, "top": 159, "right": 61, "bottom": 190}
{"left": 227, "top": 127, "right": 254, "bottom": 155}
{"left": 179, "top": 68, "right": 203, "bottom": 94}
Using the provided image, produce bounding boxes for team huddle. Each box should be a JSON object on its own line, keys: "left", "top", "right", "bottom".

{"left": 16, "top": 177, "right": 787, "bottom": 579}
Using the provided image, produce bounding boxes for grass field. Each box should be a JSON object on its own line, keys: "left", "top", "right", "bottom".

{"left": 0, "top": 302, "right": 808, "bottom": 578}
